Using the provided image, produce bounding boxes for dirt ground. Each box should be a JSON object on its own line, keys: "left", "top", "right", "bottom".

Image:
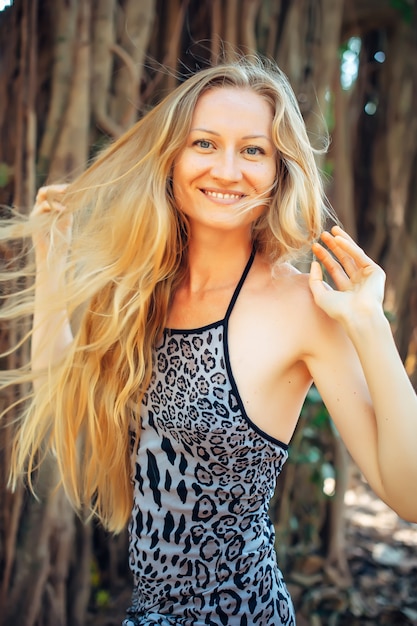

{"left": 294, "top": 472, "right": 417, "bottom": 625}
{"left": 87, "top": 474, "right": 417, "bottom": 626}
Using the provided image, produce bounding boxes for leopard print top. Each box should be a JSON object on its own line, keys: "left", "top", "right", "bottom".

{"left": 124, "top": 251, "right": 295, "bottom": 626}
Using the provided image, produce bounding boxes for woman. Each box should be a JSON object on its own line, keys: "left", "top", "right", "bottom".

{"left": 2, "top": 58, "right": 417, "bottom": 625}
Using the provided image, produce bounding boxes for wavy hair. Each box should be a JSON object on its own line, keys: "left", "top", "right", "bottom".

{"left": 1, "top": 56, "right": 330, "bottom": 531}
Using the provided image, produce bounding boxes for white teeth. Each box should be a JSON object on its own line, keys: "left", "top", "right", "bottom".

{"left": 204, "top": 190, "right": 242, "bottom": 200}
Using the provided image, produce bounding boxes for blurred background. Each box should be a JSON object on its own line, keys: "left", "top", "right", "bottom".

{"left": 0, "top": 1, "right": 416, "bottom": 624}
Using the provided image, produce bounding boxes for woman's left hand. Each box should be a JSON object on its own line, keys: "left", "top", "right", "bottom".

{"left": 309, "top": 226, "right": 386, "bottom": 327}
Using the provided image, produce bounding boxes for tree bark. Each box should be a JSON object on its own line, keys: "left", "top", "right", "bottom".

{"left": 224, "top": 0, "right": 239, "bottom": 60}
{"left": 48, "top": 1, "right": 91, "bottom": 181}
{"left": 241, "top": 0, "right": 262, "bottom": 54}
{"left": 92, "top": 0, "right": 123, "bottom": 138}
{"left": 276, "top": 0, "right": 344, "bottom": 143}
{"left": 328, "top": 66, "right": 356, "bottom": 236}
{"left": 111, "top": 0, "right": 156, "bottom": 126}
{"left": 5, "top": 459, "right": 74, "bottom": 626}
{"left": 37, "top": 0, "right": 78, "bottom": 179}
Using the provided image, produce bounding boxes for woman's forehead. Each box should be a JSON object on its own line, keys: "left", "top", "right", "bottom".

{"left": 192, "top": 87, "right": 274, "bottom": 128}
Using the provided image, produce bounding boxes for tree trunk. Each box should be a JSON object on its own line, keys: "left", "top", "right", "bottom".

{"left": 111, "top": 0, "right": 156, "bottom": 125}
{"left": 37, "top": 0, "right": 78, "bottom": 179}
{"left": 48, "top": 0, "right": 91, "bottom": 181}
{"left": 351, "top": 11, "right": 417, "bottom": 357}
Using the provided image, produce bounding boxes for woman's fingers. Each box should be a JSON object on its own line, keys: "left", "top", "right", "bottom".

{"left": 310, "top": 228, "right": 386, "bottom": 324}
{"left": 326, "top": 227, "right": 376, "bottom": 271}
{"left": 32, "top": 185, "right": 72, "bottom": 259}
{"left": 313, "top": 227, "right": 379, "bottom": 288}
{"left": 32, "top": 184, "right": 69, "bottom": 217}
{"left": 311, "top": 240, "right": 351, "bottom": 290}
{"left": 33, "top": 199, "right": 67, "bottom": 216}
{"left": 308, "top": 259, "right": 344, "bottom": 320}
{"left": 36, "top": 183, "right": 68, "bottom": 198}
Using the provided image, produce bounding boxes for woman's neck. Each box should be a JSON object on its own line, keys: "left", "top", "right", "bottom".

{"left": 185, "top": 232, "right": 253, "bottom": 294}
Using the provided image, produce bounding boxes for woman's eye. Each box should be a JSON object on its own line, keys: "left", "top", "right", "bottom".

{"left": 194, "top": 139, "right": 213, "bottom": 149}
{"left": 244, "top": 146, "right": 264, "bottom": 156}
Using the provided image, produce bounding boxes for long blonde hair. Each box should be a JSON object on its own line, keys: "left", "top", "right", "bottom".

{"left": 1, "top": 57, "right": 329, "bottom": 532}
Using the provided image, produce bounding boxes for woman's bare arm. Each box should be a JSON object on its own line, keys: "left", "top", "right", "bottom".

{"left": 31, "top": 185, "right": 74, "bottom": 380}
{"left": 308, "top": 226, "right": 417, "bottom": 522}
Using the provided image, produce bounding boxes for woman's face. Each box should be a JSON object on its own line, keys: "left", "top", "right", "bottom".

{"left": 172, "top": 87, "right": 277, "bottom": 235}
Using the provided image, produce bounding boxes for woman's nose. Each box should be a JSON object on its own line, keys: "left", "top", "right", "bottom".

{"left": 210, "top": 150, "right": 243, "bottom": 182}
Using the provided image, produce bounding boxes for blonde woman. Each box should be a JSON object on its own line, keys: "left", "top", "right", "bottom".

{"left": 2, "top": 58, "right": 417, "bottom": 625}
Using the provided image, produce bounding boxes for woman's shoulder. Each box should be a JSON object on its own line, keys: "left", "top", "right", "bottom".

{"left": 236, "top": 257, "right": 338, "bottom": 372}
{"left": 251, "top": 256, "right": 340, "bottom": 340}
{"left": 254, "top": 257, "right": 313, "bottom": 303}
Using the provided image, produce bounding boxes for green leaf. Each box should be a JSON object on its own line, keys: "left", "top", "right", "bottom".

{"left": 95, "top": 589, "right": 110, "bottom": 608}
{"left": 0, "top": 162, "right": 10, "bottom": 187}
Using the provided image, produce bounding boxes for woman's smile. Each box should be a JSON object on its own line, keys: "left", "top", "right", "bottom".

{"left": 200, "top": 188, "right": 247, "bottom": 203}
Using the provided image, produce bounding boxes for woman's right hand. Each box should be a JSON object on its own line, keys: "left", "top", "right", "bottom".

{"left": 31, "top": 184, "right": 73, "bottom": 261}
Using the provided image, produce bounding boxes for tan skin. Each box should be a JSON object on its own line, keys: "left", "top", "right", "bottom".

{"left": 32, "top": 87, "right": 417, "bottom": 522}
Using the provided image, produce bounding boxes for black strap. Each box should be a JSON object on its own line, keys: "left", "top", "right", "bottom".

{"left": 224, "top": 247, "right": 256, "bottom": 322}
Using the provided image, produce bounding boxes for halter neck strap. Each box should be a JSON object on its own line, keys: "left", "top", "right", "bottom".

{"left": 224, "top": 247, "right": 256, "bottom": 323}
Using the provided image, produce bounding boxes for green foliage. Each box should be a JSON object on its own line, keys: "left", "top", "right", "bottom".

{"left": 390, "top": 0, "right": 414, "bottom": 24}
{"left": 272, "top": 387, "right": 336, "bottom": 560}
{"left": 289, "top": 387, "right": 333, "bottom": 488}
{"left": 90, "top": 558, "right": 100, "bottom": 588}
{"left": 324, "top": 93, "right": 335, "bottom": 134}
{"left": 95, "top": 589, "right": 111, "bottom": 609}
{"left": 90, "top": 557, "right": 111, "bottom": 610}
{"left": 384, "top": 309, "right": 397, "bottom": 324}
{"left": 0, "top": 162, "right": 10, "bottom": 187}
{"left": 339, "top": 41, "right": 350, "bottom": 58}
{"left": 89, "top": 134, "right": 112, "bottom": 161}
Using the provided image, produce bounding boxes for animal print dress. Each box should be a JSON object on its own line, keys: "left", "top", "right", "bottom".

{"left": 124, "top": 251, "right": 296, "bottom": 625}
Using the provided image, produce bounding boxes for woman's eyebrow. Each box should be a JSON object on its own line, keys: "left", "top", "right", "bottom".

{"left": 242, "top": 134, "right": 273, "bottom": 143}
{"left": 190, "top": 128, "right": 220, "bottom": 135}
{"left": 190, "top": 128, "right": 272, "bottom": 143}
